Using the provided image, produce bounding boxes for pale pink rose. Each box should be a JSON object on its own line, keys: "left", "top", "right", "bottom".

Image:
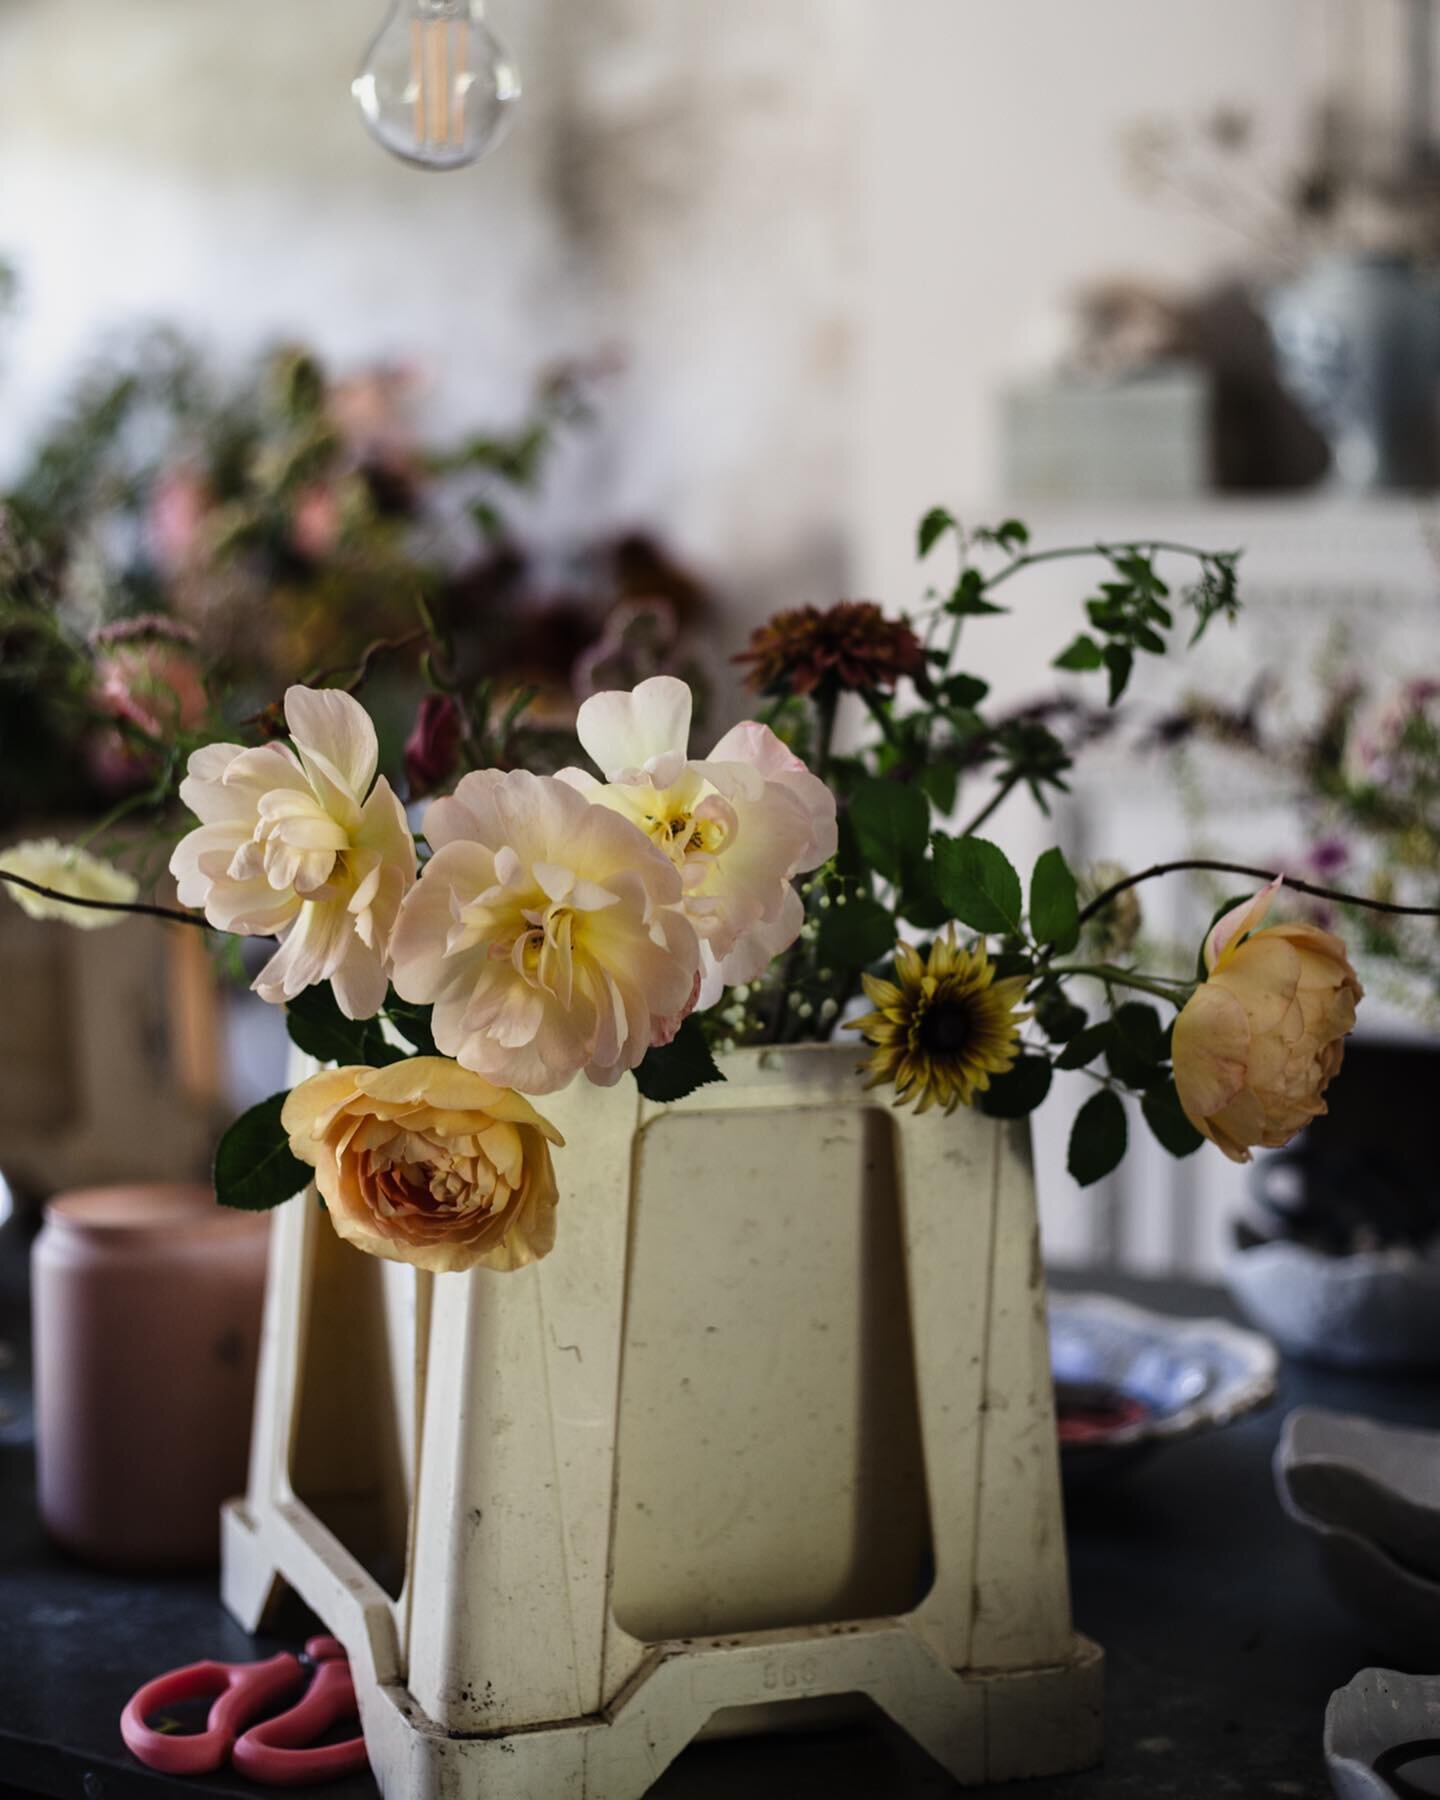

{"left": 651, "top": 969, "right": 703, "bottom": 1048}
{"left": 556, "top": 677, "right": 837, "bottom": 1008}
{"left": 389, "top": 769, "right": 700, "bottom": 1095}
{"left": 169, "top": 686, "right": 416, "bottom": 1020}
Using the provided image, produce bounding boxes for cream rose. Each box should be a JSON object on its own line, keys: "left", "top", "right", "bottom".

{"left": 389, "top": 768, "right": 700, "bottom": 1094}
{"left": 556, "top": 676, "right": 837, "bottom": 1007}
{"left": 1172, "top": 880, "right": 1363, "bottom": 1164}
{"left": 282, "top": 1057, "right": 563, "bottom": 1273}
{"left": 0, "top": 839, "right": 139, "bottom": 929}
{"left": 169, "top": 685, "right": 415, "bottom": 1019}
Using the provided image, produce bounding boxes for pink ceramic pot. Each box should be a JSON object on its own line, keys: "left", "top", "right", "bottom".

{"left": 32, "top": 1184, "right": 270, "bottom": 1570}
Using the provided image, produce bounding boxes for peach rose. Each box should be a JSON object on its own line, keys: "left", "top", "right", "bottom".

{"left": 1172, "top": 879, "right": 1363, "bottom": 1164}
{"left": 282, "top": 1057, "right": 563, "bottom": 1273}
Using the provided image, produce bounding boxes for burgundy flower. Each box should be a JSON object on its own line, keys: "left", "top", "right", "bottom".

{"left": 405, "top": 694, "right": 463, "bottom": 799}
{"left": 736, "top": 601, "right": 928, "bottom": 698}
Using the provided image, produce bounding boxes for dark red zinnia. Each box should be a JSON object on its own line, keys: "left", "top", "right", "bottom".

{"left": 736, "top": 601, "right": 928, "bottom": 698}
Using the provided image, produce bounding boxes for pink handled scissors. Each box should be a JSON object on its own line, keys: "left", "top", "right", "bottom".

{"left": 120, "top": 1633, "right": 370, "bottom": 1786}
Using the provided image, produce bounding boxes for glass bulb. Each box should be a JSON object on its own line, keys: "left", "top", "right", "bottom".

{"left": 352, "top": 0, "right": 520, "bottom": 172}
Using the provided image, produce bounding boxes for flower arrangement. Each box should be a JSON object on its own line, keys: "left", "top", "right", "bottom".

{"left": 1157, "top": 666, "right": 1440, "bottom": 1021}
{"left": 5, "top": 506, "right": 1437, "bottom": 1275}
{"left": 0, "top": 302, "right": 711, "bottom": 833}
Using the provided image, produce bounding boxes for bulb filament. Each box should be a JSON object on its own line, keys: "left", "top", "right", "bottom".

{"left": 411, "top": 16, "right": 469, "bottom": 152}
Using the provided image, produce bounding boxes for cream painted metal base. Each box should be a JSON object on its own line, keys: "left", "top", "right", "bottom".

{"left": 223, "top": 1044, "right": 1102, "bottom": 1796}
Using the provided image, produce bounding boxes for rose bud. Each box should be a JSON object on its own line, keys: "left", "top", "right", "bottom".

{"left": 404, "top": 693, "right": 463, "bottom": 799}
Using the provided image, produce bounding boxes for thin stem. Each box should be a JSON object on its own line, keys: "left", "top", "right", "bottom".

{"left": 958, "top": 771, "right": 1022, "bottom": 839}
{"left": 1077, "top": 860, "right": 1440, "bottom": 928}
{"left": 861, "top": 691, "right": 906, "bottom": 752}
{"left": 982, "top": 539, "right": 1235, "bottom": 597}
{"left": 0, "top": 870, "right": 211, "bottom": 930}
{"left": 813, "top": 684, "right": 840, "bottom": 784}
{"left": 1049, "top": 962, "right": 1195, "bottom": 1005}
{"left": 305, "top": 626, "right": 429, "bottom": 696}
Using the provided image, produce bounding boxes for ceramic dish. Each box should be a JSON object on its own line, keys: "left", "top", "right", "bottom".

{"left": 1275, "top": 1418, "right": 1440, "bottom": 1663}
{"left": 1325, "top": 1667, "right": 1440, "bottom": 1800}
{"left": 1280, "top": 1409, "right": 1440, "bottom": 1585}
{"left": 1227, "top": 1237, "right": 1440, "bottom": 1372}
{"left": 1048, "top": 1292, "right": 1279, "bottom": 1479}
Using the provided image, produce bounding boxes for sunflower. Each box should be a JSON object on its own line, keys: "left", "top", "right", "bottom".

{"left": 848, "top": 930, "right": 1029, "bottom": 1115}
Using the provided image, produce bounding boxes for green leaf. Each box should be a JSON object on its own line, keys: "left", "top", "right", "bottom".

{"left": 214, "top": 1093, "right": 312, "bottom": 1212}
{"left": 633, "top": 1016, "right": 725, "bottom": 1104}
{"left": 917, "top": 760, "right": 959, "bottom": 816}
{"left": 1035, "top": 990, "right": 1087, "bottom": 1043}
{"left": 1105, "top": 1001, "right": 1168, "bottom": 1088}
{"left": 817, "top": 895, "right": 899, "bottom": 968}
{"left": 931, "top": 834, "right": 1023, "bottom": 937}
{"left": 1142, "top": 1077, "right": 1205, "bottom": 1158}
{"left": 1067, "top": 1089, "right": 1128, "bottom": 1187}
{"left": 979, "top": 1054, "right": 1053, "bottom": 1119}
{"left": 286, "top": 985, "right": 407, "bottom": 1069}
{"left": 384, "top": 997, "right": 438, "bottom": 1056}
{"left": 1103, "top": 644, "right": 1134, "bottom": 705}
{"left": 1056, "top": 1021, "right": 1112, "bottom": 1070}
{"left": 850, "top": 778, "right": 930, "bottom": 885}
{"left": 946, "top": 568, "right": 1007, "bottom": 617}
{"left": 917, "top": 506, "right": 956, "bottom": 559}
{"left": 1029, "top": 848, "right": 1080, "bottom": 953}
{"left": 896, "top": 858, "right": 950, "bottom": 931}
{"left": 1053, "top": 634, "right": 1104, "bottom": 672}
{"left": 469, "top": 497, "right": 505, "bottom": 541}
{"left": 943, "top": 673, "right": 990, "bottom": 708}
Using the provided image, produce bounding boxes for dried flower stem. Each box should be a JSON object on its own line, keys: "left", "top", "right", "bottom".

{"left": 1077, "top": 859, "right": 1440, "bottom": 929}
{"left": 0, "top": 869, "right": 210, "bottom": 929}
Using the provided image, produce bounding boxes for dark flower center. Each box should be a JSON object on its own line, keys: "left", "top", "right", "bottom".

{"left": 917, "top": 999, "right": 973, "bottom": 1058}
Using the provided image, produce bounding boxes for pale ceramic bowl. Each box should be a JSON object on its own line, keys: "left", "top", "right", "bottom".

{"left": 1227, "top": 1238, "right": 1440, "bottom": 1372}
{"left": 1325, "top": 1667, "right": 1440, "bottom": 1800}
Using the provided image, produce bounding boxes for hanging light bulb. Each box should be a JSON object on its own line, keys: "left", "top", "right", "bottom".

{"left": 352, "top": 0, "right": 520, "bottom": 172}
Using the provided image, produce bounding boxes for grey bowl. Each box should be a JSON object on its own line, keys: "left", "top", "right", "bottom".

{"left": 1326, "top": 1667, "right": 1440, "bottom": 1800}
{"left": 1280, "top": 1410, "right": 1440, "bottom": 1585}
{"left": 1227, "top": 1238, "right": 1440, "bottom": 1372}
{"left": 1049, "top": 1291, "right": 1278, "bottom": 1478}
{"left": 1276, "top": 1414, "right": 1440, "bottom": 1663}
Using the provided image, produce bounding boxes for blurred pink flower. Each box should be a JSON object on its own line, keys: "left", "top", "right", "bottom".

{"left": 147, "top": 468, "right": 211, "bottom": 575}
{"left": 291, "top": 484, "right": 343, "bottom": 562}
{"left": 92, "top": 616, "right": 208, "bottom": 742}
{"left": 329, "top": 366, "right": 420, "bottom": 464}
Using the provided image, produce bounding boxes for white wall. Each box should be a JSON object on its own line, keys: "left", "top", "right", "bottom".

{"left": 855, "top": 0, "right": 1351, "bottom": 616}
{"left": 0, "top": 0, "right": 864, "bottom": 631}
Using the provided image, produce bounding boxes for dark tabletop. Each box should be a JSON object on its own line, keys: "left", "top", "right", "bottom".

{"left": 2, "top": 1240, "right": 1438, "bottom": 1800}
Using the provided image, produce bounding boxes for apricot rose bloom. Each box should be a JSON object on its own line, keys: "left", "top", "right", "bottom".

{"left": 1172, "top": 880, "right": 1362, "bottom": 1164}
{"left": 170, "top": 686, "right": 415, "bottom": 1019}
{"left": 557, "top": 676, "right": 837, "bottom": 1006}
{"left": 389, "top": 769, "right": 700, "bottom": 1094}
{"left": 282, "top": 1058, "right": 563, "bottom": 1273}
